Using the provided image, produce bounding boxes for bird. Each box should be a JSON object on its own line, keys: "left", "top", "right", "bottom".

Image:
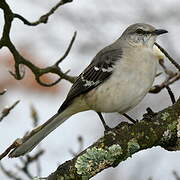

{"left": 9, "top": 23, "right": 168, "bottom": 157}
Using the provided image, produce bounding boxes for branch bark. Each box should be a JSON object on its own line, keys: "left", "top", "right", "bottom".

{"left": 40, "top": 97, "right": 180, "bottom": 180}
{"left": 0, "top": 0, "right": 76, "bottom": 87}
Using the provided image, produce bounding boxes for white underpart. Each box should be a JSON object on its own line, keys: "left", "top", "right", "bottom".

{"left": 85, "top": 47, "right": 158, "bottom": 113}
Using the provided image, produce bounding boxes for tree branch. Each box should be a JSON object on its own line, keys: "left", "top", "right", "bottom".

{"left": 155, "top": 43, "right": 180, "bottom": 71}
{"left": 0, "top": 89, "right": 7, "bottom": 95}
{"left": 150, "top": 71, "right": 179, "bottom": 93}
{"left": 0, "top": 0, "right": 76, "bottom": 87}
{"left": 14, "top": 0, "right": 73, "bottom": 26}
{"left": 41, "top": 97, "right": 180, "bottom": 180}
{"left": 150, "top": 44, "right": 180, "bottom": 94}
{"left": 0, "top": 100, "right": 20, "bottom": 122}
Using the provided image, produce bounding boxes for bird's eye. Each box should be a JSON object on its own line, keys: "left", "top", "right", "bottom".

{"left": 135, "top": 29, "right": 145, "bottom": 34}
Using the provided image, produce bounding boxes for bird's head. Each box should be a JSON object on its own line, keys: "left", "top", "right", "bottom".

{"left": 121, "top": 23, "right": 168, "bottom": 48}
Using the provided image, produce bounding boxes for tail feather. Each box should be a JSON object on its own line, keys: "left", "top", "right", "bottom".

{"left": 9, "top": 111, "right": 70, "bottom": 158}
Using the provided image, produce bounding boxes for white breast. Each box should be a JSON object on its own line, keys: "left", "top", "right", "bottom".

{"left": 84, "top": 47, "right": 158, "bottom": 113}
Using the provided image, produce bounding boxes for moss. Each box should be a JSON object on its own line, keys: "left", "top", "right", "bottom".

{"left": 177, "top": 116, "right": 180, "bottom": 138}
{"left": 161, "top": 112, "right": 170, "bottom": 121}
{"left": 75, "top": 144, "right": 122, "bottom": 176}
{"left": 160, "top": 120, "right": 177, "bottom": 145}
{"left": 127, "top": 138, "right": 140, "bottom": 157}
{"left": 106, "top": 131, "right": 116, "bottom": 137}
{"left": 57, "top": 176, "right": 64, "bottom": 180}
{"left": 167, "top": 121, "right": 177, "bottom": 131}
{"left": 161, "top": 130, "right": 172, "bottom": 142}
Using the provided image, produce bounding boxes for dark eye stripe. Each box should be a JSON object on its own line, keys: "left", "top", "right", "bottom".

{"left": 135, "top": 29, "right": 151, "bottom": 35}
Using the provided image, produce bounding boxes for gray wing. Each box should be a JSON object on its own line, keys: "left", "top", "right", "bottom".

{"left": 58, "top": 47, "right": 122, "bottom": 113}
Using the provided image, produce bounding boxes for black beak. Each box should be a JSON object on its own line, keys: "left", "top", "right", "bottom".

{"left": 152, "top": 29, "right": 168, "bottom": 35}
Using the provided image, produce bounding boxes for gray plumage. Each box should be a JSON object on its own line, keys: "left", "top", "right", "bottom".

{"left": 59, "top": 47, "right": 123, "bottom": 112}
{"left": 9, "top": 23, "right": 168, "bottom": 157}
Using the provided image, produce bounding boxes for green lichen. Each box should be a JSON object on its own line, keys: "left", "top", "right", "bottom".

{"left": 161, "top": 112, "right": 170, "bottom": 121}
{"left": 57, "top": 176, "right": 65, "bottom": 180}
{"left": 162, "top": 129, "right": 172, "bottom": 141}
{"left": 127, "top": 138, "right": 140, "bottom": 157}
{"left": 106, "top": 130, "right": 116, "bottom": 136}
{"left": 177, "top": 116, "right": 180, "bottom": 138}
{"left": 161, "top": 121, "right": 177, "bottom": 143}
{"left": 167, "top": 121, "right": 177, "bottom": 131}
{"left": 75, "top": 144, "right": 122, "bottom": 176}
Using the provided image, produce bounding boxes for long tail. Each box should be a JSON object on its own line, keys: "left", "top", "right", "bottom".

{"left": 9, "top": 109, "right": 71, "bottom": 158}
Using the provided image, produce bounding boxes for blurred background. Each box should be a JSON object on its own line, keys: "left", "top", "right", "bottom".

{"left": 0, "top": 0, "right": 180, "bottom": 179}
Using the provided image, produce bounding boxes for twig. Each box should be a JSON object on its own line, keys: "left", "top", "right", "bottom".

{"left": 159, "top": 59, "right": 175, "bottom": 76}
{"left": 155, "top": 42, "right": 180, "bottom": 71}
{"left": 0, "top": 163, "right": 22, "bottom": 180}
{"left": 14, "top": 0, "right": 73, "bottom": 26}
{"left": 55, "top": 31, "right": 77, "bottom": 65}
{"left": 173, "top": 171, "right": 180, "bottom": 180}
{"left": 0, "top": 139, "right": 22, "bottom": 160}
{"left": 166, "top": 86, "right": 176, "bottom": 104}
{"left": 150, "top": 44, "right": 180, "bottom": 93}
{"left": 69, "top": 136, "right": 84, "bottom": 156}
{"left": 16, "top": 150, "right": 44, "bottom": 179}
{"left": 0, "top": 100, "right": 20, "bottom": 122}
{"left": 0, "top": 89, "right": 7, "bottom": 95}
{"left": 0, "top": 0, "right": 76, "bottom": 87}
{"left": 150, "top": 71, "right": 180, "bottom": 93}
{"left": 30, "top": 105, "right": 39, "bottom": 127}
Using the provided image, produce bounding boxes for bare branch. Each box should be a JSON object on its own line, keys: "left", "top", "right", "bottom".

{"left": 0, "top": 100, "right": 20, "bottom": 122}
{"left": 0, "top": 163, "right": 22, "bottom": 180}
{"left": 55, "top": 31, "right": 77, "bottom": 65}
{"left": 69, "top": 136, "right": 84, "bottom": 156}
{"left": 1, "top": 106, "right": 44, "bottom": 180}
{"left": 0, "top": 139, "right": 22, "bottom": 160}
{"left": 43, "top": 97, "right": 180, "bottom": 179}
{"left": 166, "top": 86, "right": 176, "bottom": 104}
{"left": 0, "top": 89, "right": 7, "bottom": 95}
{"left": 1, "top": 98, "right": 179, "bottom": 179}
{"left": 173, "top": 171, "right": 180, "bottom": 180}
{"left": 150, "top": 71, "right": 180, "bottom": 93}
{"left": 0, "top": 0, "right": 76, "bottom": 87}
{"left": 155, "top": 42, "right": 180, "bottom": 71}
{"left": 16, "top": 150, "right": 44, "bottom": 179}
{"left": 14, "top": 0, "right": 73, "bottom": 26}
{"left": 159, "top": 59, "right": 175, "bottom": 77}
{"left": 150, "top": 44, "right": 180, "bottom": 94}
{"left": 30, "top": 105, "right": 39, "bottom": 127}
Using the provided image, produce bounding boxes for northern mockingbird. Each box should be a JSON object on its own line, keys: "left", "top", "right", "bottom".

{"left": 9, "top": 23, "right": 168, "bottom": 157}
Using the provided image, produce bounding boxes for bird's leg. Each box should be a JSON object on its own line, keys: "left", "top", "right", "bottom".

{"left": 122, "top": 113, "right": 138, "bottom": 124}
{"left": 144, "top": 107, "right": 157, "bottom": 119}
{"left": 96, "top": 112, "right": 111, "bottom": 131}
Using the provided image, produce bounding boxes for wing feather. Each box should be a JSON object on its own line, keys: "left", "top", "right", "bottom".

{"left": 58, "top": 47, "right": 122, "bottom": 112}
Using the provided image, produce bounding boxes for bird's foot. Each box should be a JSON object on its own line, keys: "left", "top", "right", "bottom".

{"left": 143, "top": 107, "right": 157, "bottom": 120}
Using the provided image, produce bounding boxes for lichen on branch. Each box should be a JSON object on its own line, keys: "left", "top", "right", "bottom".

{"left": 46, "top": 97, "right": 180, "bottom": 180}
